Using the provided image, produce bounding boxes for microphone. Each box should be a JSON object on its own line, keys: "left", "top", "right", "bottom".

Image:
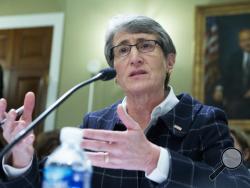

{"left": 98, "top": 68, "right": 117, "bottom": 81}
{"left": 0, "top": 68, "right": 116, "bottom": 159}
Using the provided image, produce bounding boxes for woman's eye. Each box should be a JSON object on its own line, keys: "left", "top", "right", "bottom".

{"left": 119, "top": 46, "right": 129, "bottom": 54}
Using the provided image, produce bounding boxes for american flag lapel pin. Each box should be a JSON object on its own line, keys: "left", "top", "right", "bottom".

{"left": 173, "top": 124, "right": 182, "bottom": 131}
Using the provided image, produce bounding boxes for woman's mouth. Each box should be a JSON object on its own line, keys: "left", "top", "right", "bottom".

{"left": 129, "top": 70, "right": 147, "bottom": 77}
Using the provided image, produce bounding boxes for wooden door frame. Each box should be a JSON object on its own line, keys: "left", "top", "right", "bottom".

{"left": 0, "top": 13, "right": 64, "bottom": 131}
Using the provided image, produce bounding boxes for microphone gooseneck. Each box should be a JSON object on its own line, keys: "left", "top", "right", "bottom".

{"left": 0, "top": 68, "right": 116, "bottom": 159}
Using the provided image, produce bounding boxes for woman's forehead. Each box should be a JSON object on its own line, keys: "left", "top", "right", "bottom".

{"left": 112, "top": 32, "right": 157, "bottom": 45}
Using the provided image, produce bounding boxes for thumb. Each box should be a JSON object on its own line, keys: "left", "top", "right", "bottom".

{"left": 116, "top": 104, "right": 141, "bottom": 130}
{"left": 25, "top": 133, "right": 35, "bottom": 145}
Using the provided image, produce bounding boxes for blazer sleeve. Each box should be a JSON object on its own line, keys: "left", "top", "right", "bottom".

{"left": 0, "top": 156, "right": 40, "bottom": 188}
{"left": 80, "top": 113, "right": 90, "bottom": 129}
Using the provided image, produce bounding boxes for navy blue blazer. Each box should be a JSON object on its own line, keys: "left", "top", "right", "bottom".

{"left": 81, "top": 93, "right": 250, "bottom": 188}
{"left": 1, "top": 93, "right": 249, "bottom": 188}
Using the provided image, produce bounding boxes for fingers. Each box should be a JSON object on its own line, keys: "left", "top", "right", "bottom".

{"left": 116, "top": 104, "right": 140, "bottom": 130}
{"left": 86, "top": 152, "right": 118, "bottom": 169}
{"left": 85, "top": 151, "right": 140, "bottom": 170}
{"left": 25, "top": 133, "right": 35, "bottom": 145}
{"left": 1, "top": 91, "right": 35, "bottom": 144}
{"left": 16, "top": 133, "right": 35, "bottom": 148}
{"left": 2, "top": 109, "right": 18, "bottom": 141}
{"left": 81, "top": 138, "right": 113, "bottom": 152}
{"left": 21, "top": 92, "right": 35, "bottom": 122}
{"left": 0, "top": 92, "right": 35, "bottom": 168}
{"left": 83, "top": 129, "right": 124, "bottom": 143}
{"left": 86, "top": 152, "right": 109, "bottom": 167}
{"left": 3, "top": 109, "right": 34, "bottom": 144}
{"left": 0, "top": 91, "right": 35, "bottom": 126}
{"left": 0, "top": 98, "right": 7, "bottom": 120}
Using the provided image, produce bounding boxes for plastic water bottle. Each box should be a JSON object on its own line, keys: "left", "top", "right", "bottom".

{"left": 42, "top": 127, "right": 92, "bottom": 188}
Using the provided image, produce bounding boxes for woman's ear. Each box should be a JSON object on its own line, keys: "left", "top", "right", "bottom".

{"left": 114, "top": 77, "right": 119, "bottom": 85}
{"left": 165, "top": 53, "right": 176, "bottom": 74}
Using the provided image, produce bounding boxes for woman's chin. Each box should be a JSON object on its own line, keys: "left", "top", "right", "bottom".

{"left": 126, "top": 84, "right": 156, "bottom": 95}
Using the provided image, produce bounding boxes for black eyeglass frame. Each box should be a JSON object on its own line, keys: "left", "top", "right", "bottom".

{"left": 110, "top": 40, "right": 161, "bottom": 59}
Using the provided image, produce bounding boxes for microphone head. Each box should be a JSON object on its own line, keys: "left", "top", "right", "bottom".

{"left": 99, "top": 68, "right": 116, "bottom": 81}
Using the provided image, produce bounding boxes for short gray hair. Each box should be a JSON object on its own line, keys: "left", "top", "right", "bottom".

{"left": 104, "top": 15, "right": 176, "bottom": 67}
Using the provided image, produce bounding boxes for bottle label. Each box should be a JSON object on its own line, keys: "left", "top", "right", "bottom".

{"left": 43, "top": 165, "right": 89, "bottom": 188}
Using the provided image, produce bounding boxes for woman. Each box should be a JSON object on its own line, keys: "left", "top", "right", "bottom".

{"left": 0, "top": 15, "right": 250, "bottom": 188}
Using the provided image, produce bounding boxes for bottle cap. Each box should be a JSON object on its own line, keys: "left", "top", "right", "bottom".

{"left": 60, "top": 127, "right": 83, "bottom": 143}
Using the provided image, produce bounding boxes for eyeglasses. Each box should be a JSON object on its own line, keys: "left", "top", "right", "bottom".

{"left": 111, "top": 40, "right": 160, "bottom": 58}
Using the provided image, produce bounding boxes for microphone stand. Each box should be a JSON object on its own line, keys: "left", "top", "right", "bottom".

{"left": 0, "top": 69, "right": 115, "bottom": 159}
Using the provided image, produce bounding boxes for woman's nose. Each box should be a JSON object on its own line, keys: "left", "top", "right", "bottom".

{"left": 128, "top": 47, "right": 143, "bottom": 66}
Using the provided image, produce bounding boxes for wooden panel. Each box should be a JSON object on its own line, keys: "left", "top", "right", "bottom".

{"left": 6, "top": 69, "right": 48, "bottom": 134}
{"left": 0, "top": 26, "right": 53, "bottom": 143}
{"left": 13, "top": 27, "right": 52, "bottom": 69}
{"left": 0, "top": 30, "right": 14, "bottom": 68}
{"left": 7, "top": 69, "right": 47, "bottom": 112}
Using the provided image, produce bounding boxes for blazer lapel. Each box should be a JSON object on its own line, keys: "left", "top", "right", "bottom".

{"left": 159, "top": 93, "right": 203, "bottom": 138}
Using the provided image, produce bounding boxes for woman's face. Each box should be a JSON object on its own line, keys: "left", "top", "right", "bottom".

{"left": 113, "top": 32, "right": 175, "bottom": 96}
